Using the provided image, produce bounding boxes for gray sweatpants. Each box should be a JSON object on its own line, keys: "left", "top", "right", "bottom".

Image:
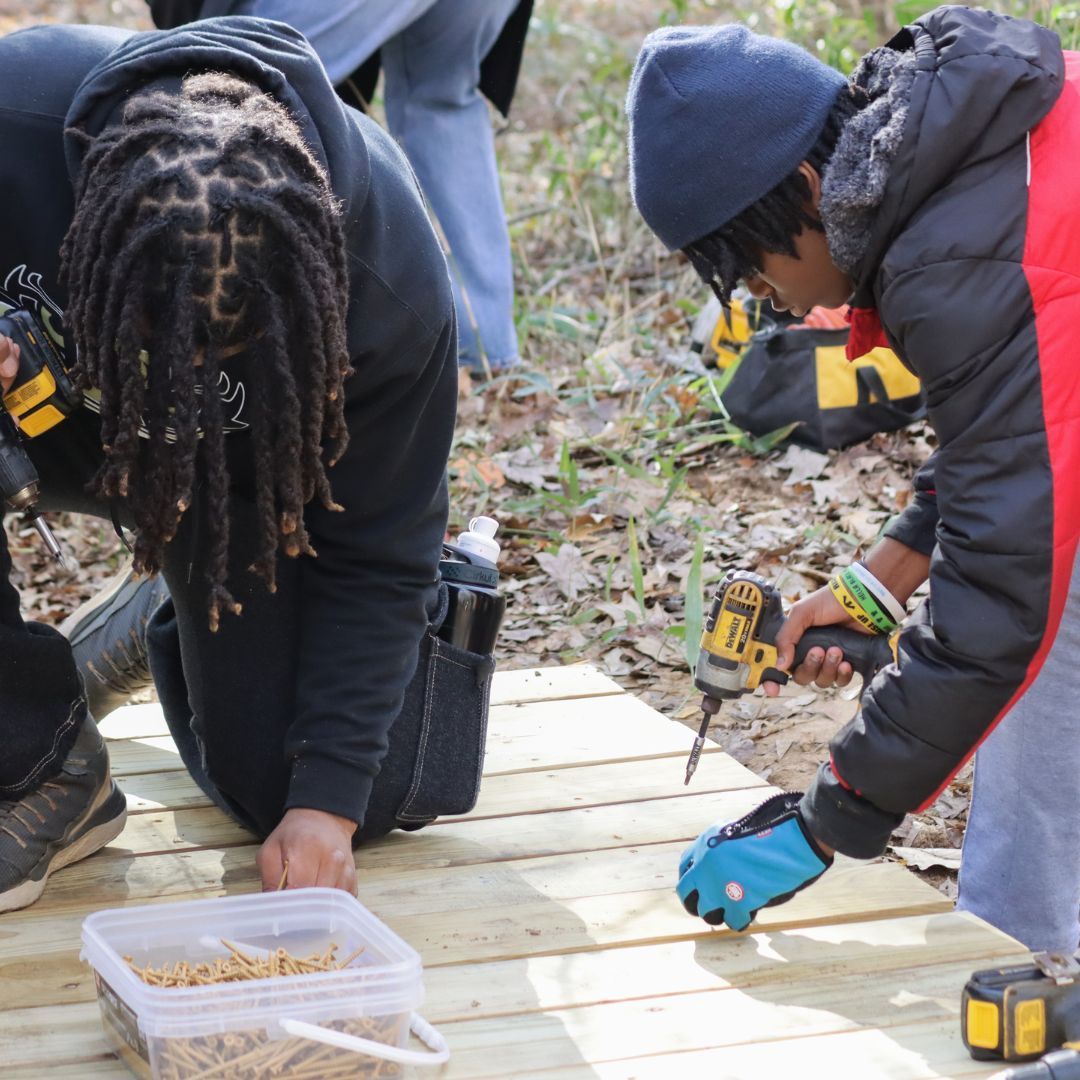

{"left": 957, "top": 554, "right": 1080, "bottom": 952}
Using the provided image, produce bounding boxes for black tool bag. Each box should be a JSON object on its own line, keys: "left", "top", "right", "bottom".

{"left": 721, "top": 320, "right": 925, "bottom": 451}
{"left": 355, "top": 581, "right": 496, "bottom": 843}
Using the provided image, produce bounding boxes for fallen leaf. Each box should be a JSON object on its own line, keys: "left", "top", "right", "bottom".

{"left": 891, "top": 846, "right": 963, "bottom": 872}
{"left": 777, "top": 446, "right": 830, "bottom": 486}
{"left": 534, "top": 544, "right": 595, "bottom": 602}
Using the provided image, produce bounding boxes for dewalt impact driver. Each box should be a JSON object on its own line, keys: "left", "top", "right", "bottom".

{"left": 684, "top": 568, "right": 898, "bottom": 783}
{"left": 0, "top": 309, "right": 82, "bottom": 564}
{"left": 963, "top": 953, "right": 1080, "bottom": 1079}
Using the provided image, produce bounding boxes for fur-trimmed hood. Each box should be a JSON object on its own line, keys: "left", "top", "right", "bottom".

{"left": 819, "top": 46, "right": 918, "bottom": 277}
{"left": 821, "top": 6, "right": 1064, "bottom": 290}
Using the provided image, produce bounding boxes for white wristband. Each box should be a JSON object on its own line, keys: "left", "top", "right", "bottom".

{"left": 849, "top": 561, "right": 907, "bottom": 625}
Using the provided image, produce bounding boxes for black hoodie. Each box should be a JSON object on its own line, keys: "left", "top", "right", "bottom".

{"left": 0, "top": 18, "right": 457, "bottom": 825}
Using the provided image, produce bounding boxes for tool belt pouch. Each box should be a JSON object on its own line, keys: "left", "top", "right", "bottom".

{"left": 358, "top": 582, "right": 494, "bottom": 842}
{"left": 721, "top": 322, "right": 925, "bottom": 451}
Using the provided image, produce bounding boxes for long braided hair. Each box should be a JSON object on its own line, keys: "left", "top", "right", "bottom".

{"left": 61, "top": 73, "right": 352, "bottom": 630}
{"left": 682, "top": 86, "right": 866, "bottom": 302}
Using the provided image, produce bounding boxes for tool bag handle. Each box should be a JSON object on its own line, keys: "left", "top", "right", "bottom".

{"left": 280, "top": 1012, "right": 450, "bottom": 1067}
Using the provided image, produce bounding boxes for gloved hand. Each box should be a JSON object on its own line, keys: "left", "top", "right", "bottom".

{"left": 676, "top": 792, "right": 832, "bottom": 931}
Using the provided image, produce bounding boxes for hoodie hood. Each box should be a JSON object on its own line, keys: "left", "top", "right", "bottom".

{"left": 847, "top": 5, "right": 1064, "bottom": 293}
{"left": 63, "top": 16, "right": 369, "bottom": 217}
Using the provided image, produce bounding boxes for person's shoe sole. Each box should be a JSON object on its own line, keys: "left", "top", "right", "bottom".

{"left": 0, "top": 781, "right": 128, "bottom": 914}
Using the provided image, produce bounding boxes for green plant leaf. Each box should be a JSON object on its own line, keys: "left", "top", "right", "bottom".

{"left": 684, "top": 533, "right": 705, "bottom": 669}
{"left": 627, "top": 516, "right": 646, "bottom": 617}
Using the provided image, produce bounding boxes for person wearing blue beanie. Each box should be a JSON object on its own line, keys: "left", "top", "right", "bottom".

{"left": 630, "top": 9, "right": 1080, "bottom": 958}
{"left": 627, "top": 23, "right": 858, "bottom": 317}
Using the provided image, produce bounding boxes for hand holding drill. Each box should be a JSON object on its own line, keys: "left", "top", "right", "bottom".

{"left": 0, "top": 311, "right": 82, "bottom": 566}
{"left": 0, "top": 332, "right": 19, "bottom": 393}
{"left": 678, "top": 566, "right": 908, "bottom": 931}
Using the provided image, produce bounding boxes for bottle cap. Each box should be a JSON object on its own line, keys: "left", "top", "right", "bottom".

{"left": 455, "top": 515, "right": 501, "bottom": 566}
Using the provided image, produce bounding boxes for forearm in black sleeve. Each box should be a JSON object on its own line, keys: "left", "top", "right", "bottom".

{"left": 882, "top": 453, "right": 938, "bottom": 556}
{"left": 803, "top": 258, "right": 1056, "bottom": 858}
{"left": 284, "top": 315, "right": 457, "bottom": 824}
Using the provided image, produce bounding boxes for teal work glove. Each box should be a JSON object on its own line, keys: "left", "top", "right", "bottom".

{"left": 677, "top": 792, "right": 832, "bottom": 931}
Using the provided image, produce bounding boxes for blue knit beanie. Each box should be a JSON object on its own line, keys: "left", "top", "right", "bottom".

{"left": 626, "top": 25, "right": 847, "bottom": 251}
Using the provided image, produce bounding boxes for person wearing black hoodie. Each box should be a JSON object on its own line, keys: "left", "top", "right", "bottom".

{"left": 0, "top": 16, "right": 461, "bottom": 911}
{"left": 628, "top": 8, "right": 1080, "bottom": 952}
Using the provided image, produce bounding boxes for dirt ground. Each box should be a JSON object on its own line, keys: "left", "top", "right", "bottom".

{"left": 2, "top": 0, "right": 961, "bottom": 896}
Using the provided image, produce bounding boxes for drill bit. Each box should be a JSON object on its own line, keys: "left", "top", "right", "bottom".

{"left": 26, "top": 511, "right": 76, "bottom": 572}
{"left": 684, "top": 696, "right": 722, "bottom": 785}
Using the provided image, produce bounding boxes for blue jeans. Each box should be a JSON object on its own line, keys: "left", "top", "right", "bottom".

{"left": 957, "top": 553, "right": 1080, "bottom": 951}
{"left": 252, "top": 0, "right": 521, "bottom": 370}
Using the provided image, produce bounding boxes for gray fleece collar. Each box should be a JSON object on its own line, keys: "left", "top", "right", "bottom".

{"left": 819, "top": 46, "right": 918, "bottom": 277}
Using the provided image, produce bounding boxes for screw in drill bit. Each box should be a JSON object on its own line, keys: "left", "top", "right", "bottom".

{"left": 684, "top": 696, "right": 723, "bottom": 785}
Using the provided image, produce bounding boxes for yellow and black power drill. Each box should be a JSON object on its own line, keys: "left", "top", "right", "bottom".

{"left": 0, "top": 309, "right": 82, "bottom": 564}
{"left": 684, "top": 568, "right": 899, "bottom": 784}
{"left": 963, "top": 953, "right": 1080, "bottom": 1079}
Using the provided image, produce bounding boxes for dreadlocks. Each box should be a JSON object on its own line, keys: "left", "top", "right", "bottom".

{"left": 60, "top": 73, "right": 352, "bottom": 631}
{"left": 682, "top": 85, "right": 866, "bottom": 301}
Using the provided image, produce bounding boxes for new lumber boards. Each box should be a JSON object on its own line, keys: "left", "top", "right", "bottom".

{"left": 0, "top": 848, "right": 951, "bottom": 1011}
{"left": 514, "top": 1021, "right": 1010, "bottom": 1080}
{"left": 100, "top": 784, "right": 768, "bottom": 864}
{"left": 117, "top": 752, "right": 764, "bottom": 817}
{"left": 4, "top": 665, "right": 1010, "bottom": 1079}
{"left": 103, "top": 694, "right": 698, "bottom": 779}
{"left": 2, "top": 941, "right": 1028, "bottom": 1075}
{"left": 96, "top": 664, "right": 624, "bottom": 742}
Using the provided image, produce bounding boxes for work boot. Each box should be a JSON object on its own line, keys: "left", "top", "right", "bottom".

{"left": 0, "top": 715, "right": 127, "bottom": 912}
{"left": 61, "top": 565, "right": 170, "bottom": 720}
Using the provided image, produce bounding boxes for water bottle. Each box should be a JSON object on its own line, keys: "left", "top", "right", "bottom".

{"left": 438, "top": 516, "right": 506, "bottom": 655}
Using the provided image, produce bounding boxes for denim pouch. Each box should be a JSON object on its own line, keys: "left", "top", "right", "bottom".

{"left": 396, "top": 631, "right": 495, "bottom": 825}
{"left": 357, "top": 583, "right": 495, "bottom": 842}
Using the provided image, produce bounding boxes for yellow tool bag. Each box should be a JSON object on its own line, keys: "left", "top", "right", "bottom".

{"left": 690, "top": 295, "right": 925, "bottom": 451}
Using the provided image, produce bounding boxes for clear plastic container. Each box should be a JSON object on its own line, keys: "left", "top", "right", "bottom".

{"left": 81, "top": 888, "right": 424, "bottom": 1080}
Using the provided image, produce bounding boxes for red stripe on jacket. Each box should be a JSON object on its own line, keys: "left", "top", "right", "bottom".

{"left": 916, "top": 51, "right": 1080, "bottom": 811}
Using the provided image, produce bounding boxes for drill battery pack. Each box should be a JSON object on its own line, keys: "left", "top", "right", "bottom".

{"left": 0, "top": 308, "right": 81, "bottom": 437}
{"left": 964, "top": 953, "right": 1080, "bottom": 1062}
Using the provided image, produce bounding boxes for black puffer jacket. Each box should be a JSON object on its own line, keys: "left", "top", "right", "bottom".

{"left": 801, "top": 7, "right": 1080, "bottom": 857}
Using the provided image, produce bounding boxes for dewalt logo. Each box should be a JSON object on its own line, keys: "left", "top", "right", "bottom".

{"left": 718, "top": 611, "right": 749, "bottom": 656}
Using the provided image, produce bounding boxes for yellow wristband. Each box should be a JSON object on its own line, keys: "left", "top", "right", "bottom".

{"left": 828, "top": 575, "right": 886, "bottom": 635}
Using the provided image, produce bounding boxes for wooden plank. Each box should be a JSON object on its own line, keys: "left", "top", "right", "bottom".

{"left": 0, "top": 844, "right": 950, "bottom": 1011}
{"left": 102, "top": 785, "right": 769, "bottom": 864}
{"left": 103, "top": 736, "right": 183, "bottom": 777}
{"left": 419, "top": 912, "right": 1024, "bottom": 1023}
{"left": 117, "top": 752, "right": 763, "bottom": 818}
{"left": 489, "top": 665, "right": 625, "bottom": 705}
{"left": 27, "top": 835, "right": 949, "bottom": 943}
{"left": 387, "top": 860, "right": 951, "bottom": 967}
{"left": 104, "top": 695, "right": 697, "bottom": 780}
{"left": 0, "top": 957, "right": 1022, "bottom": 1074}
{"left": 517, "top": 1021, "right": 1005, "bottom": 1080}
{"left": 424, "top": 960, "right": 999, "bottom": 1078}
{"left": 0, "top": 1023, "right": 1006, "bottom": 1080}
{"left": 97, "top": 665, "right": 627, "bottom": 743}
{"left": 117, "top": 770, "right": 214, "bottom": 813}
{"left": 0, "top": 910, "right": 1018, "bottom": 1020}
